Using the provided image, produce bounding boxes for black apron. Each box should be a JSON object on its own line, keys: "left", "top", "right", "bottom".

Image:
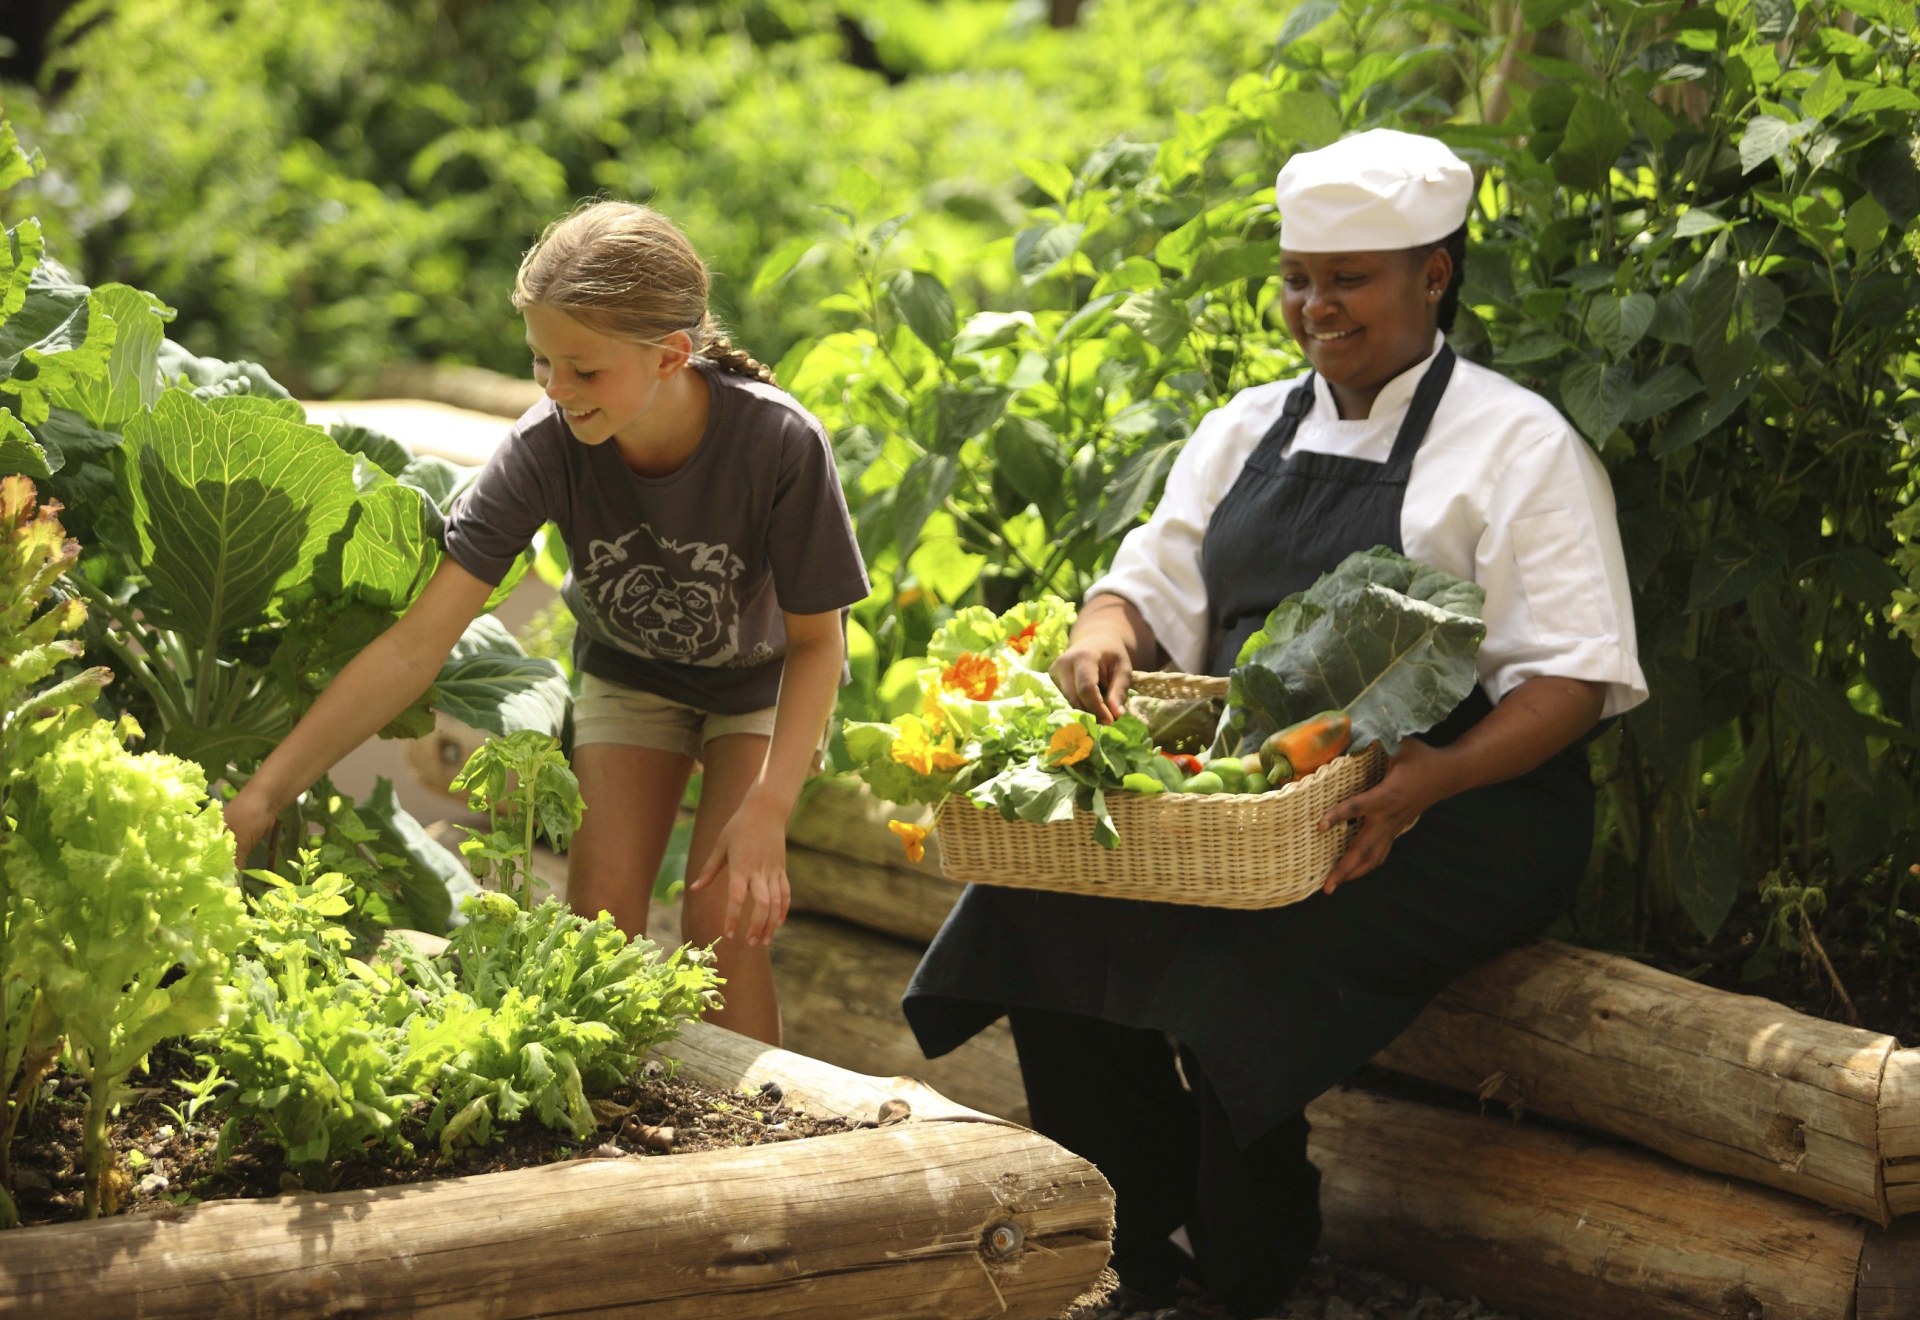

{"left": 903, "top": 353, "right": 1595, "bottom": 1145}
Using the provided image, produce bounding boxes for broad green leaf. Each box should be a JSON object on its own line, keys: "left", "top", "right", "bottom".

{"left": 923, "top": 384, "right": 1009, "bottom": 455}
{"left": 0, "top": 122, "right": 40, "bottom": 193}
{"left": 51, "top": 284, "right": 171, "bottom": 429}
{"left": 1667, "top": 810, "right": 1741, "bottom": 940}
{"left": 1687, "top": 536, "right": 1786, "bottom": 610}
{"left": 968, "top": 762, "right": 1079, "bottom": 825}
{"left": 1775, "top": 678, "right": 1871, "bottom": 785}
{"left": 0, "top": 260, "right": 109, "bottom": 427}
{"left": 1739, "top": 115, "right": 1813, "bottom": 173}
{"left": 1674, "top": 208, "right": 1732, "bottom": 238}
{"left": 885, "top": 269, "right": 955, "bottom": 360}
{"left": 431, "top": 615, "right": 568, "bottom": 739}
{"left": 328, "top": 421, "right": 413, "bottom": 478}
{"left": 953, "top": 311, "right": 1034, "bottom": 356}
{"left": 1844, "top": 194, "right": 1890, "bottom": 257}
{"left": 1651, "top": 372, "right": 1758, "bottom": 456}
{"left": 1850, "top": 86, "right": 1920, "bottom": 118}
{"left": 1624, "top": 365, "right": 1704, "bottom": 423}
{"left": 1752, "top": 0, "right": 1795, "bottom": 40}
{"left": 1558, "top": 360, "right": 1635, "bottom": 443}
{"left": 1225, "top": 549, "right": 1486, "bottom": 756}
{"left": 1275, "top": 0, "right": 1339, "bottom": 51}
{"left": 1114, "top": 288, "right": 1188, "bottom": 352}
{"left": 359, "top": 776, "right": 481, "bottom": 932}
{"left": 1016, "top": 158, "right": 1075, "bottom": 205}
{"left": 992, "top": 415, "right": 1069, "bottom": 508}
{"left": 1183, "top": 243, "right": 1281, "bottom": 297}
{"left": 1014, "top": 223, "right": 1084, "bottom": 284}
{"left": 1585, "top": 293, "right": 1656, "bottom": 358}
{"left": 1094, "top": 439, "right": 1180, "bottom": 541}
{"left": 749, "top": 235, "right": 818, "bottom": 296}
{"left": 1802, "top": 64, "right": 1846, "bottom": 122}
{"left": 1552, "top": 91, "right": 1631, "bottom": 190}
{"left": 321, "top": 482, "right": 440, "bottom": 611}
{"left": 0, "top": 410, "right": 49, "bottom": 478}
{"left": 889, "top": 452, "right": 961, "bottom": 558}
{"left": 118, "top": 391, "right": 360, "bottom": 646}
{"left": 1494, "top": 326, "right": 1574, "bottom": 367}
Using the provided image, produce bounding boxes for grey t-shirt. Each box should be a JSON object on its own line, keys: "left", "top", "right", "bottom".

{"left": 442, "top": 360, "right": 871, "bottom": 713}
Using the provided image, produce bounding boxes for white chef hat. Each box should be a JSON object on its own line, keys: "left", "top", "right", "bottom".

{"left": 1274, "top": 129, "right": 1473, "bottom": 252}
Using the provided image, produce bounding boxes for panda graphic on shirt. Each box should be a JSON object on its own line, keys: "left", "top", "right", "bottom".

{"left": 578, "top": 523, "right": 775, "bottom": 668}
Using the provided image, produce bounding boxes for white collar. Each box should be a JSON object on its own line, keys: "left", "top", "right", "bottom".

{"left": 1309, "top": 330, "right": 1447, "bottom": 422}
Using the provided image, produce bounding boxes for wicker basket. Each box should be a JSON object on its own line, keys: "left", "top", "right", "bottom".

{"left": 936, "top": 673, "right": 1385, "bottom": 909}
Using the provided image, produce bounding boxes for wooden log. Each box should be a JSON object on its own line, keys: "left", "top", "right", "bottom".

{"left": 1370, "top": 938, "right": 1898, "bottom": 1222}
{"left": 1308, "top": 1086, "right": 1882, "bottom": 1320}
{"left": 0, "top": 1023, "right": 1110, "bottom": 1319}
{"left": 1881, "top": 1048, "right": 1920, "bottom": 1217}
{"left": 366, "top": 362, "right": 543, "bottom": 421}
{"left": 1859, "top": 1216, "right": 1920, "bottom": 1320}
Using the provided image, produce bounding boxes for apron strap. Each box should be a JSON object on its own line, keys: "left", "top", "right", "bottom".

{"left": 1383, "top": 345, "right": 1457, "bottom": 476}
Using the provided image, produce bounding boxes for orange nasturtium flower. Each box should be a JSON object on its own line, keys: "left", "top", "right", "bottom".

{"left": 940, "top": 651, "right": 1001, "bottom": 702}
{"left": 888, "top": 819, "right": 930, "bottom": 864}
{"left": 1007, "top": 620, "right": 1040, "bottom": 655}
{"left": 1044, "top": 723, "right": 1094, "bottom": 768}
{"left": 889, "top": 716, "right": 970, "bottom": 777}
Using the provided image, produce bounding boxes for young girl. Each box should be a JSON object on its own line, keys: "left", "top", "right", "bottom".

{"left": 224, "top": 201, "right": 871, "bottom": 1046}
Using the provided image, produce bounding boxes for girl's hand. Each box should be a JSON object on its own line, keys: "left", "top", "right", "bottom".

{"left": 689, "top": 795, "right": 792, "bottom": 947}
{"left": 222, "top": 787, "right": 277, "bottom": 870}
{"left": 1315, "top": 738, "right": 1448, "bottom": 892}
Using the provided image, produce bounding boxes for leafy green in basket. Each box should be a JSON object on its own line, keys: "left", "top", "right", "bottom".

{"left": 1215, "top": 547, "right": 1486, "bottom": 760}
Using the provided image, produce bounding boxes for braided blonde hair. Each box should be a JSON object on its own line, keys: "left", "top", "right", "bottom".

{"left": 512, "top": 200, "right": 776, "bottom": 384}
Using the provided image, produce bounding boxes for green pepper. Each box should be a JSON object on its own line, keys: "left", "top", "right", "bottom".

{"left": 1121, "top": 772, "right": 1169, "bottom": 796}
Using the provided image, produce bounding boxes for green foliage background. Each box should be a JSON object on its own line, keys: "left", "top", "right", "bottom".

{"left": 7, "top": 0, "right": 1920, "bottom": 1015}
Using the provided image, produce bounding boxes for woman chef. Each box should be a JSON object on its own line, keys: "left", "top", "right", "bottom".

{"left": 902, "top": 129, "right": 1648, "bottom": 1319}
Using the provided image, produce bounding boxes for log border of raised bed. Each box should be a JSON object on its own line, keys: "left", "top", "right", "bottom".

{"left": 0, "top": 1022, "right": 1113, "bottom": 1320}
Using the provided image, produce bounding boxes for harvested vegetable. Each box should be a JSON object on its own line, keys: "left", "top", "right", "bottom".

{"left": 1260, "top": 710, "right": 1353, "bottom": 778}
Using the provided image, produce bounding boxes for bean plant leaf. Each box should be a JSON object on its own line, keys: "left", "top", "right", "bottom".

{"left": 1094, "top": 438, "right": 1181, "bottom": 540}
{"left": 1667, "top": 809, "right": 1741, "bottom": 940}
{"left": 1552, "top": 91, "right": 1631, "bottom": 189}
{"left": 1688, "top": 534, "right": 1787, "bottom": 610}
{"left": 1014, "top": 223, "right": 1084, "bottom": 284}
{"left": 1559, "top": 360, "right": 1635, "bottom": 443}
{"left": 1114, "top": 288, "right": 1189, "bottom": 352}
{"left": 1775, "top": 678, "right": 1872, "bottom": 785}
{"left": 886, "top": 269, "right": 955, "bottom": 360}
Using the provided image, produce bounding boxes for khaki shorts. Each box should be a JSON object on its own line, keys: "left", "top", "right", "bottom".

{"left": 573, "top": 673, "right": 778, "bottom": 759}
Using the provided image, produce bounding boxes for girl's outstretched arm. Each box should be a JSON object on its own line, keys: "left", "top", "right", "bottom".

{"left": 689, "top": 608, "right": 845, "bottom": 946}
{"left": 223, "top": 558, "right": 497, "bottom": 862}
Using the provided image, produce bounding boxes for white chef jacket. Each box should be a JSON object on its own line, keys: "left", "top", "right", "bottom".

{"left": 1089, "top": 335, "right": 1649, "bottom": 719}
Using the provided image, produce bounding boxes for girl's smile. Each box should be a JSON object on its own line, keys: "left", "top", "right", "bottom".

{"left": 523, "top": 302, "right": 709, "bottom": 474}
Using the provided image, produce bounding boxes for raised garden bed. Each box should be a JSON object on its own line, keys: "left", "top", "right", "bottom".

{"left": 0, "top": 1020, "right": 1113, "bottom": 1318}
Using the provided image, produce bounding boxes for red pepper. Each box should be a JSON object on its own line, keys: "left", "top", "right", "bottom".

{"left": 1158, "top": 750, "right": 1204, "bottom": 776}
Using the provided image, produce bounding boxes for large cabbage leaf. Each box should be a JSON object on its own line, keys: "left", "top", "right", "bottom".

{"left": 1217, "top": 546, "right": 1486, "bottom": 757}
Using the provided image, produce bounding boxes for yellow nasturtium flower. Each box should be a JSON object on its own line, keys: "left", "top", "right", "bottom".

{"left": 888, "top": 819, "right": 930, "bottom": 864}
{"left": 940, "top": 652, "right": 1001, "bottom": 701}
{"left": 1044, "top": 722, "right": 1094, "bottom": 768}
{"left": 889, "top": 715, "right": 970, "bottom": 777}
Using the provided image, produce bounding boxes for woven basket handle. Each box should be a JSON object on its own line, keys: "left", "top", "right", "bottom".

{"left": 1129, "top": 670, "right": 1230, "bottom": 701}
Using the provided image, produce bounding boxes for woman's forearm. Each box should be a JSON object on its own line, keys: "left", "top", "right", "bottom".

{"left": 1428, "top": 675, "right": 1606, "bottom": 795}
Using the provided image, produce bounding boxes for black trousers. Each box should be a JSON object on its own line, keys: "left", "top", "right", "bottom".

{"left": 1007, "top": 1005, "right": 1322, "bottom": 1316}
